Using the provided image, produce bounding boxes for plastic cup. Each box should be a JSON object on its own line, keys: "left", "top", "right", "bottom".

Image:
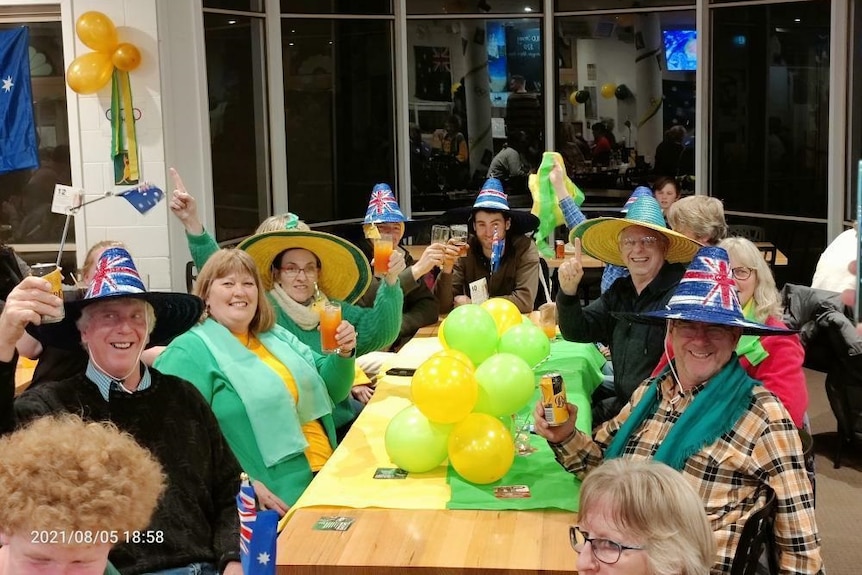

{"left": 449, "top": 224, "right": 468, "bottom": 256}
{"left": 320, "top": 301, "right": 342, "bottom": 353}
{"left": 30, "top": 263, "right": 65, "bottom": 323}
{"left": 373, "top": 234, "right": 394, "bottom": 276}
{"left": 431, "top": 225, "right": 450, "bottom": 244}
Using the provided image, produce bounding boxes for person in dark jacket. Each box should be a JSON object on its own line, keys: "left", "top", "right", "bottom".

{"left": 0, "top": 247, "right": 243, "bottom": 575}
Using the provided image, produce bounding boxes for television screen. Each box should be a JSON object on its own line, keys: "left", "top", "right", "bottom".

{"left": 663, "top": 30, "right": 697, "bottom": 71}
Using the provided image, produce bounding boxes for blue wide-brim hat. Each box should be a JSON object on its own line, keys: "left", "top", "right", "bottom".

{"left": 619, "top": 246, "right": 796, "bottom": 336}
{"left": 620, "top": 186, "right": 653, "bottom": 214}
{"left": 28, "top": 247, "right": 203, "bottom": 351}
{"left": 571, "top": 195, "right": 700, "bottom": 266}
{"left": 363, "top": 183, "right": 407, "bottom": 224}
{"left": 443, "top": 177, "right": 539, "bottom": 234}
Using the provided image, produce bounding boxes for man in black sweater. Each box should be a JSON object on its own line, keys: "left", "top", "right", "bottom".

{"left": 0, "top": 248, "right": 243, "bottom": 575}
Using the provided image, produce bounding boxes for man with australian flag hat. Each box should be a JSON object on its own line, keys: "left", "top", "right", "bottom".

{"left": 0, "top": 247, "right": 246, "bottom": 574}
{"left": 534, "top": 246, "right": 822, "bottom": 573}
{"left": 434, "top": 177, "right": 541, "bottom": 314}
{"left": 357, "top": 182, "right": 439, "bottom": 346}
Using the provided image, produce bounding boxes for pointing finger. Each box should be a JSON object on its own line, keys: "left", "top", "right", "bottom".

{"left": 170, "top": 167, "right": 188, "bottom": 195}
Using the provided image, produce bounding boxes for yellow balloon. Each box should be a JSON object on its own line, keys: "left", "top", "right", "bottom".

{"left": 480, "top": 298, "right": 522, "bottom": 336}
{"left": 76, "top": 11, "right": 119, "bottom": 53}
{"left": 448, "top": 413, "right": 515, "bottom": 484}
{"left": 111, "top": 43, "right": 141, "bottom": 72}
{"left": 601, "top": 83, "right": 617, "bottom": 99}
{"left": 430, "top": 348, "right": 475, "bottom": 371}
{"left": 438, "top": 318, "right": 449, "bottom": 349}
{"left": 66, "top": 52, "right": 114, "bottom": 95}
{"left": 411, "top": 356, "right": 478, "bottom": 424}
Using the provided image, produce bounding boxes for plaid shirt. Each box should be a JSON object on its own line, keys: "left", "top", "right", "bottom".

{"left": 550, "top": 371, "right": 822, "bottom": 574}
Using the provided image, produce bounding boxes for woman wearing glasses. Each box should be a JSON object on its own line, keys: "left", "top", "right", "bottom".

{"left": 650, "top": 237, "right": 807, "bottom": 428}
{"left": 573, "top": 459, "right": 715, "bottom": 574}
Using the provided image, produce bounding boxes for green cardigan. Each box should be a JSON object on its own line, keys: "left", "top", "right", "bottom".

{"left": 187, "top": 230, "right": 403, "bottom": 355}
{"left": 154, "top": 324, "right": 354, "bottom": 506}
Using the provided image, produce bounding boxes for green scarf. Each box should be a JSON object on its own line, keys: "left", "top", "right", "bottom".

{"left": 605, "top": 355, "right": 757, "bottom": 471}
{"left": 736, "top": 300, "right": 768, "bottom": 366}
{"left": 193, "top": 319, "right": 334, "bottom": 467}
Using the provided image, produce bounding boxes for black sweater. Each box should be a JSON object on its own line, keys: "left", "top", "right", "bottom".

{"left": 1, "top": 361, "right": 241, "bottom": 574}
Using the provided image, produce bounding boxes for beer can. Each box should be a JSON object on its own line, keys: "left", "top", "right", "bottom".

{"left": 540, "top": 372, "right": 568, "bottom": 426}
{"left": 30, "top": 263, "right": 65, "bottom": 323}
{"left": 555, "top": 240, "right": 565, "bottom": 259}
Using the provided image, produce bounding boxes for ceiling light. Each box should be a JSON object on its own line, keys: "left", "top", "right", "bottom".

{"left": 228, "top": 19, "right": 236, "bottom": 24}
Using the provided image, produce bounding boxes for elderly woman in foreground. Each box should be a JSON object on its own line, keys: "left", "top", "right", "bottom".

{"left": 573, "top": 459, "right": 715, "bottom": 575}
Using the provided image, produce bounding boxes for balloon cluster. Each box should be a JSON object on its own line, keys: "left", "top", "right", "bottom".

{"left": 67, "top": 11, "right": 142, "bottom": 94}
{"left": 384, "top": 299, "right": 551, "bottom": 485}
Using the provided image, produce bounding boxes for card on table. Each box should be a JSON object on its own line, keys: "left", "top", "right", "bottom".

{"left": 493, "top": 485, "right": 531, "bottom": 499}
{"left": 313, "top": 516, "right": 356, "bottom": 531}
{"left": 373, "top": 467, "right": 408, "bottom": 479}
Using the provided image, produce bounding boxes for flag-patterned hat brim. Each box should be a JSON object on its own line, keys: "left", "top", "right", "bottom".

{"left": 238, "top": 230, "right": 371, "bottom": 303}
{"left": 26, "top": 247, "right": 202, "bottom": 351}
{"left": 614, "top": 245, "right": 796, "bottom": 336}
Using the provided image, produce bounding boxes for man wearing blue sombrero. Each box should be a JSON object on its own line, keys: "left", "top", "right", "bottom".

{"left": 357, "top": 183, "right": 439, "bottom": 346}
{"left": 434, "top": 177, "right": 540, "bottom": 314}
{"left": 0, "top": 248, "right": 246, "bottom": 574}
{"left": 557, "top": 194, "right": 701, "bottom": 425}
{"left": 536, "top": 246, "right": 822, "bottom": 573}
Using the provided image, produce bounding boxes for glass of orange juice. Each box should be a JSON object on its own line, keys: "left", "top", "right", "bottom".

{"left": 538, "top": 302, "right": 557, "bottom": 340}
{"left": 373, "top": 234, "right": 394, "bottom": 277}
{"left": 320, "top": 302, "right": 342, "bottom": 353}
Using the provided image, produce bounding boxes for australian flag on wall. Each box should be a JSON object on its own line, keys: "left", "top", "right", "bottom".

{"left": 0, "top": 27, "right": 38, "bottom": 175}
{"left": 414, "top": 46, "right": 452, "bottom": 102}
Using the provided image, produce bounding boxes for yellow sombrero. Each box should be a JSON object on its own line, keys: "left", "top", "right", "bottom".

{"left": 237, "top": 230, "right": 372, "bottom": 303}
{"left": 570, "top": 195, "right": 701, "bottom": 267}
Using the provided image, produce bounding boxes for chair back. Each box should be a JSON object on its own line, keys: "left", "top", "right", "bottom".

{"left": 730, "top": 486, "right": 779, "bottom": 575}
{"left": 728, "top": 224, "right": 766, "bottom": 242}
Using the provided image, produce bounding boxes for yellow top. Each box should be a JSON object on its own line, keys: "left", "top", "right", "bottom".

{"left": 245, "top": 335, "right": 333, "bottom": 471}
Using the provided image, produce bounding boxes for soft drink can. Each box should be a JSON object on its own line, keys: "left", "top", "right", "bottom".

{"left": 555, "top": 240, "right": 565, "bottom": 259}
{"left": 30, "top": 263, "right": 65, "bottom": 323}
{"left": 540, "top": 372, "right": 568, "bottom": 426}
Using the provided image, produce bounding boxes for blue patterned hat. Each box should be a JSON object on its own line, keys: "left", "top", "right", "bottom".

{"left": 571, "top": 195, "right": 701, "bottom": 266}
{"left": 630, "top": 246, "right": 794, "bottom": 335}
{"left": 363, "top": 183, "right": 407, "bottom": 224}
{"left": 472, "top": 178, "right": 510, "bottom": 211}
{"left": 456, "top": 177, "right": 539, "bottom": 234}
{"left": 620, "top": 186, "right": 653, "bottom": 213}
{"left": 28, "top": 247, "right": 203, "bottom": 351}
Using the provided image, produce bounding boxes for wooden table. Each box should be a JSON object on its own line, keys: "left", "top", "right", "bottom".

{"left": 276, "top": 336, "right": 579, "bottom": 574}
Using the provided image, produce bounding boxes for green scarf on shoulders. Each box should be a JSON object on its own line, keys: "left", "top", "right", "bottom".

{"left": 605, "top": 355, "right": 757, "bottom": 471}
{"left": 736, "top": 299, "right": 768, "bottom": 366}
{"left": 193, "top": 319, "right": 333, "bottom": 467}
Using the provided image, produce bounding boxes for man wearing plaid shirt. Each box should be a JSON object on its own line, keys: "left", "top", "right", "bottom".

{"left": 535, "top": 245, "right": 822, "bottom": 574}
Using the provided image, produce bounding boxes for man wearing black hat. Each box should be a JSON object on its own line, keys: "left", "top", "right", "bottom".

{"left": 0, "top": 248, "right": 243, "bottom": 575}
{"left": 434, "top": 179, "right": 540, "bottom": 314}
{"left": 537, "top": 246, "right": 822, "bottom": 574}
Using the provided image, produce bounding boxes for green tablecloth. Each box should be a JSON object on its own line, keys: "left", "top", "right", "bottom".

{"left": 446, "top": 340, "right": 605, "bottom": 511}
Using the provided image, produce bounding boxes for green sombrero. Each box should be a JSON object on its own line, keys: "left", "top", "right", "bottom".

{"left": 570, "top": 195, "right": 701, "bottom": 267}
{"left": 238, "top": 230, "right": 372, "bottom": 303}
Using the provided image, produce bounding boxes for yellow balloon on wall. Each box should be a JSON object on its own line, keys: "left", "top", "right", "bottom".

{"left": 112, "top": 43, "right": 141, "bottom": 72}
{"left": 76, "top": 11, "right": 119, "bottom": 53}
{"left": 601, "top": 83, "right": 617, "bottom": 99}
{"left": 66, "top": 52, "right": 114, "bottom": 94}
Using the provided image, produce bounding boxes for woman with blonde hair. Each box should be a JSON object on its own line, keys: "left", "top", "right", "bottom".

{"left": 573, "top": 459, "right": 715, "bottom": 575}
{"left": 666, "top": 196, "right": 727, "bottom": 245}
{"left": 0, "top": 414, "right": 165, "bottom": 575}
{"left": 156, "top": 248, "right": 356, "bottom": 511}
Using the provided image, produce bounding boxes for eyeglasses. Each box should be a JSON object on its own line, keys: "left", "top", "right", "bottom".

{"left": 619, "top": 236, "right": 661, "bottom": 250}
{"left": 279, "top": 264, "right": 319, "bottom": 279}
{"left": 731, "top": 266, "right": 754, "bottom": 281}
{"left": 671, "top": 320, "right": 735, "bottom": 340}
{"left": 569, "top": 525, "right": 644, "bottom": 565}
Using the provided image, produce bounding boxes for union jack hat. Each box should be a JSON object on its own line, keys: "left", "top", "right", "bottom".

{"left": 28, "top": 247, "right": 203, "bottom": 351}
{"left": 363, "top": 183, "right": 407, "bottom": 225}
{"left": 629, "top": 246, "right": 794, "bottom": 335}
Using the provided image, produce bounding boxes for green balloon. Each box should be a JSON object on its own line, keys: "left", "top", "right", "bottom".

{"left": 384, "top": 405, "right": 452, "bottom": 473}
{"left": 443, "top": 304, "right": 499, "bottom": 366}
{"left": 497, "top": 323, "right": 551, "bottom": 367}
{"left": 496, "top": 414, "right": 517, "bottom": 438}
{"left": 473, "top": 353, "right": 536, "bottom": 417}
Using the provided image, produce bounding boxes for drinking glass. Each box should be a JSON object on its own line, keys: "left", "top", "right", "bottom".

{"left": 320, "top": 302, "right": 342, "bottom": 353}
{"left": 373, "top": 234, "right": 394, "bottom": 277}
{"left": 431, "top": 225, "right": 450, "bottom": 244}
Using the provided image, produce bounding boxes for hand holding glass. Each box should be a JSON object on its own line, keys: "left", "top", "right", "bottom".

{"left": 320, "top": 302, "right": 342, "bottom": 353}
{"left": 431, "top": 225, "right": 450, "bottom": 244}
